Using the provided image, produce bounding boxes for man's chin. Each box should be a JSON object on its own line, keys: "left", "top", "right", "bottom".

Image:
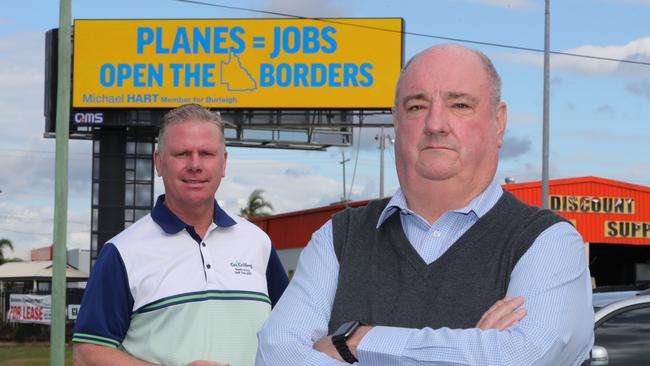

{"left": 414, "top": 161, "right": 460, "bottom": 181}
{"left": 177, "top": 193, "right": 214, "bottom": 207}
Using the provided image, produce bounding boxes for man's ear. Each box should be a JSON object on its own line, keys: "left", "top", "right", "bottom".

{"left": 495, "top": 102, "right": 507, "bottom": 147}
{"left": 153, "top": 150, "right": 162, "bottom": 177}
{"left": 222, "top": 151, "right": 228, "bottom": 178}
{"left": 392, "top": 107, "right": 400, "bottom": 133}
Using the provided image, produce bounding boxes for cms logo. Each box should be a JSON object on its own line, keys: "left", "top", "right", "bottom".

{"left": 74, "top": 112, "right": 104, "bottom": 124}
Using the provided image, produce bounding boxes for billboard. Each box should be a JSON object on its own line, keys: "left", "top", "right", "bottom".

{"left": 72, "top": 18, "right": 404, "bottom": 109}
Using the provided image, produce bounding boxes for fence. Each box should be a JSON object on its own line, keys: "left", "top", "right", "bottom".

{"left": 0, "top": 285, "right": 85, "bottom": 342}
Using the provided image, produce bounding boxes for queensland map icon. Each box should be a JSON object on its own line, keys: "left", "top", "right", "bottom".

{"left": 220, "top": 50, "right": 257, "bottom": 92}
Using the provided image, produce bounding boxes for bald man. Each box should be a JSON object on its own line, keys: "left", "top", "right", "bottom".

{"left": 256, "top": 45, "right": 593, "bottom": 366}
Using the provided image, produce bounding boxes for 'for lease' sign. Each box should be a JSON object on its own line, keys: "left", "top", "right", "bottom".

{"left": 7, "top": 294, "right": 52, "bottom": 324}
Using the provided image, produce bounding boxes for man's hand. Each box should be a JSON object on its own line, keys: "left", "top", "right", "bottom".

{"left": 186, "top": 361, "right": 230, "bottom": 366}
{"left": 476, "top": 296, "right": 527, "bottom": 330}
{"left": 313, "top": 325, "right": 372, "bottom": 361}
{"left": 313, "top": 336, "right": 342, "bottom": 361}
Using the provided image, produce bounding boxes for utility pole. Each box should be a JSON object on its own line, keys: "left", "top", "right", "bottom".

{"left": 340, "top": 151, "right": 350, "bottom": 201}
{"left": 376, "top": 128, "right": 386, "bottom": 198}
{"left": 542, "top": 0, "right": 551, "bottom": 209}
{"left": 376, "top": 128, "right": 393, "bottom": 198}
{"left": 51, "top": 0, "right": 71, "bottom": 365}
{"left": 380, "top": 128, "right": 385, "bottom": 198}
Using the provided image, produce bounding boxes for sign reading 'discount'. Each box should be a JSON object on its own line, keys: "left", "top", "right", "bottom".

{"left": 72, "top": 18, "right": 404, "bottom": 109}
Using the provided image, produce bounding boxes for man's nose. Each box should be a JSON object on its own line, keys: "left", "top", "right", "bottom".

{"left": 423, "top": 105, "right": 450, "bottom": 136}
{"left": 187, "top": 152, "right": 202, "bottom": 170}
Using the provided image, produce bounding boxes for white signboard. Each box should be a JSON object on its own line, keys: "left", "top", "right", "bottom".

{"left": 7, "top": 294, "right": 52, "bottom": 324}
{"left": 67, "top": 304, "right": 81, "bottom": 320}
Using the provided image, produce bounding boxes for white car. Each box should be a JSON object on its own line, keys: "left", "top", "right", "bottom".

{"left": 591, "top": 289, "right": 650, "bottom": 366}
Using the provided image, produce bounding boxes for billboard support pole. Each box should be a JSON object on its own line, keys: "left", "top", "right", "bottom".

{"left": 51, "top": 0, "right": 71, "bottom": 365}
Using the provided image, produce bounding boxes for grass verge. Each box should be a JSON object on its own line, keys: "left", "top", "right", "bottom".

{"left": 0, "top": 343, "right": 73, "bottom": 366}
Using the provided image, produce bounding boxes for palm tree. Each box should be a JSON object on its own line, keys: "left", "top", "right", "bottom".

{"left": 239, "top": 189, "right": 274, "bottom": 218}
{"left": 0, "top": 238, "right": 15, "bottom": 265}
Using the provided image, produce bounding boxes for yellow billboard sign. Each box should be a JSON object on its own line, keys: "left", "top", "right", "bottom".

{"left": 72, "top": 18, "right": 403, "bottom": 109}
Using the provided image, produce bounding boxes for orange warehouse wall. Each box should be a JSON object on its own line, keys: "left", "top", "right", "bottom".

{"left": 504, "top": 177, "right": 650, "bottom": 245}
{"left": 250, "top": 200, "right": 370, "bottom": 250}
{"left": 253, "top": 176, "right": 650, "bottom": 250}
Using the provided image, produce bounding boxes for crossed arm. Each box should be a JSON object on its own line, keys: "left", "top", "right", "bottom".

{"left": 312, "top": 296, "right": 528, "bottom": 362}
{"left": 256, "top": 221, "right": 594, "bottom": 365}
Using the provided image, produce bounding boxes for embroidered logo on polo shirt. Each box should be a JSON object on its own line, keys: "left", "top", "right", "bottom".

{"left": 230, "top": 260, "right": 253, "bottom": 275}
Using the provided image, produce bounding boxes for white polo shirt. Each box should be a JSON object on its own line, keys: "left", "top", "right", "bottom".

{"left": 73, "top": 195, "right": 288, "bottom": 366}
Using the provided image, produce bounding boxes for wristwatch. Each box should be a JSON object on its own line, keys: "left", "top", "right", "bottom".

{"left": 331, "top": 320, "right": 361, "bottom": 363}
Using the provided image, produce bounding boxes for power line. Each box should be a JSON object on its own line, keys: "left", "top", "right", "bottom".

{"left": 0, "top": 227, "right": 52, "bottom": 236}
{"left": 175, "top": 0, "right": 650, "bottom": 67}
{"left": 347, "top": 115, "right": 364, "bottom": 200}
{"left": 0, "top": 214, "right": 87, "bottom": 225}
{"left": 0, "top": 148, "right": 88, "bottom": 156}
{"left": 0, "top": 226, "right": 88, "bottom": 236}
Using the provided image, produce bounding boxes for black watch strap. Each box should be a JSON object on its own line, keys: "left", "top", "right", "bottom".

{"left": 333, "top": 338, "right": 358, "bottom": 364}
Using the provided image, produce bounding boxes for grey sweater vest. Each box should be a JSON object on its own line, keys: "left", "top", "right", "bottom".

{"left": 328, "top": 190, "right": 566, "bottom": 333}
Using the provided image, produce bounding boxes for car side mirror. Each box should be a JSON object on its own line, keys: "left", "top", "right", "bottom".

{"left": 591, "top": 345, "right": 609, "bottom": 366}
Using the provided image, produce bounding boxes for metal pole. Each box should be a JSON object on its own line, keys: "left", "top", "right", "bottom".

{"left": 542, "top": 0, "right": 551, "bottom": 209}
{"left": 379, "top": 128, "right": 385, "bottom": 198}
{"left": 340, "top": 152, "right": 350, "bottom": 201}
{"left": 51, "top": 0, "right": 71, "bottom": 364}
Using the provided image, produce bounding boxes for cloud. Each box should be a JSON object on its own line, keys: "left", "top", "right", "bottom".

{"left": 558, "top": 129, "right": 649, "bottom": 143}
{"left": 500, "top": 135, "right": 531, "bottom": 159}
{"left": 501, "top": 37, "right": 650, "bottom": 76}
{"left": 550, "top": 77, "right": 563, "bottom": 87}
{"left": 316, "top": 114, "right": 394, "bottom": 154}
{"left": 346, "top": 126, "right": 395, "bottom": 152}
{"left": 595, "top": 104, "right": 615, "bottom": 115}
{"left": 463, "top": 0, "right": 535, "bottom": 9}
{"left": 508, "top": 111, "right": 540, "bottom": 125}
{"left": 0, "top": 143, "right": 91, "bottom": 204}
{"left": 0, "top": 31, "right": 93, "bottom": 258}
{"left": 216, "top": 159, "right": 343, "bottom": 214}
{"left": 497, "top": 162, "right": 540, "bottom": 185}
{"left": 284, "top": 167, "right": 310, "bottom": 178}
{"left": 0, "top": 201, "right": 90, "bottom": 260}
{"left": 626, "top": 80, "right": 650, "bottom": 100}
{"left": 620, "top": 163, "right": 650, "bottom": 186}
{"left": 612, "top": 0, "right": 650, "bottom": 5}
{"left": 254, "top": 0, "right": 346, "bottom": 17}
{"left": 0, "top": 32, "right": 47, "bottom": 145}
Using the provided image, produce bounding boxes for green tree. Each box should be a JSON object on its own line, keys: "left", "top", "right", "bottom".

{"left": 239, "top": 189, "right": 274, "bottom": 218}
{"left": 0, "top": 238, "right": 17, "bottom": 265}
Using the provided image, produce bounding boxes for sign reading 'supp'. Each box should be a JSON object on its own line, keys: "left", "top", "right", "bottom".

{"left": 72, "top": 18, "right": 404, "bottom": 109}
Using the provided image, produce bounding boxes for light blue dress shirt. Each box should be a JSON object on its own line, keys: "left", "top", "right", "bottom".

{"left": 256, "top": 181, "right": 594, "bottom": 365}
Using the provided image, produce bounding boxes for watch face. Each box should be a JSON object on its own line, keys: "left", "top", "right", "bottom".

{"left": 333, "top": 320, "right": 360, "bottom": 339}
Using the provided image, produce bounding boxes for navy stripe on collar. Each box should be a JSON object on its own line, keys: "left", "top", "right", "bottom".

{"left": 151, "top": 195, "right": 236, "bottom": 234}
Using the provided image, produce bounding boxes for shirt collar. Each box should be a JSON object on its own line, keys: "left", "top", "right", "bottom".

{"left": 376, "top": 180, "right": 504, "bottom": 228}
{"left": 151, "top": 194, "right": 237, "bottom": 234}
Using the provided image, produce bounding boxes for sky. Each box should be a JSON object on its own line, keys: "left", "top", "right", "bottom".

{"left": 1, "top": 0, "right": 649, "bottom": 259}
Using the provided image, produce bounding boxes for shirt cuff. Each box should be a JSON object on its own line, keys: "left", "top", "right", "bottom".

{"left": 357, "top": 325, "right": 411, "bottom": 365}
